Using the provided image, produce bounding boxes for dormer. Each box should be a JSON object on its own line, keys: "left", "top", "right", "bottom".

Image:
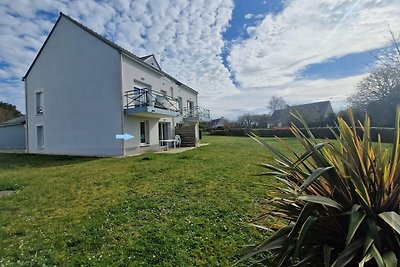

{"left": 140, "top": 54, "right": 162, "bottom": 71}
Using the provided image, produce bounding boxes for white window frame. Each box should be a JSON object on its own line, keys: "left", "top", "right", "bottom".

{"left": 36, "top": 124, "right": 44, "bottom": 150}
{"left": 35, "top": 89, "right": 44, "bottom": 116}
{"left": 140, "top": 121, "right": 149, "bottom": 146}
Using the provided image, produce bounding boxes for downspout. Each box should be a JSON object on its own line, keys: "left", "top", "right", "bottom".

{"left": 24, "top": 78, "right": 29, "bottom": 153}
{"left": 119, "top": 53, "right": 125, "bottom": 156}
{"left": 171, "top": 85, "right": 175, "bottom": 135}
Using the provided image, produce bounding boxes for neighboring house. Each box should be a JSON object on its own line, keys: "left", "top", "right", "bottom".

{"left": 0, "top": 116, "right": 26, "bottom": 150}
{"left": 23, "top": 13, "right": 210, "bottom": 156}
{"left": 209, "top": 117, "right": 228, "bottom": 129}
{"left": 269, "top": 101, "right": 334, "bottom": 128}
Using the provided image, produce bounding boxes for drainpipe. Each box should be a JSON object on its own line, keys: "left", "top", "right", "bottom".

{"left": 24, "top": 78, "right": 29, "bottom": 153}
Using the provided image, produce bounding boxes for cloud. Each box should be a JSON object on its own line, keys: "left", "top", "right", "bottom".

{"left": 1, "top": 0, "right": 399, "bottom": 119}
{"left": 0, "top": 0, "right": 238, "bottom": 113}
{"left": 206, "top": 74, "right": 366, "bottom": 118}
{"left": 244, "top": 13, "right": 264, "bottom": 20}
{"left": 218, "top": 0, "right": 400, "bottom": 118}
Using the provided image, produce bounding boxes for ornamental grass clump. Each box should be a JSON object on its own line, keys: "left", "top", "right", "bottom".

{"left": 240, "top": 109, "right": 400, "bottom": 266}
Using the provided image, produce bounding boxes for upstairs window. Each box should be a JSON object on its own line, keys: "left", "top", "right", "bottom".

{"left": 36, "top": 91, "right": 43, "bottom": 115}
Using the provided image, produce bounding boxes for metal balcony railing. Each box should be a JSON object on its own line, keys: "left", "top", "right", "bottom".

{"left": 183, "top": 106, "right": 210, "bottom": 121}
{"left": 124, "top": 88, "right": 179, "bottom": 112}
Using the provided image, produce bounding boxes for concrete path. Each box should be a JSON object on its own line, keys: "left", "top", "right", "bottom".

{"left": 156, "top": 143, "right": 209, "bottom": 154}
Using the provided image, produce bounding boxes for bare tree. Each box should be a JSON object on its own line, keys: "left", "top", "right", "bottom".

{"left": 374, "top": 29, "right": 400, "bottom": 71}
{"left": 348, "top": 29, "right": 400, "bottom": 118}
{"left": 0, "top": 101, "right": 22, "bottom": 122}
{"left": 252, "top": 114, "right": 270, "bottom": 128}
{"left": 348, "top": 66, "right": 400, "bottom": 111}
{"left": 237, "top": 112, "right": 255, "bottom": 129}
{"left": 268, "top": 96, "right": 287, "bottom": 113}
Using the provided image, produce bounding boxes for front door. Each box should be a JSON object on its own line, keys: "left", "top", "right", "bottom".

{"left": 158, "top": 122, "right": 170, "bottom": 141}
{"left": 140, "top": 121, "right": 149, "bottom": 145}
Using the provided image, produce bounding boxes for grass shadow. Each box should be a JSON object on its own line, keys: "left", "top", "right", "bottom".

{"left": 0, "top": 153, "right": 99, "bottom": 169}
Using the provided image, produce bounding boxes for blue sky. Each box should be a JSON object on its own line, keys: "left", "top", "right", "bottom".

{"left": 0, "top": 0, "right": 399, "bottom": 118}
{"left": 221, "top": 0, "right": 285, "bottom": 86}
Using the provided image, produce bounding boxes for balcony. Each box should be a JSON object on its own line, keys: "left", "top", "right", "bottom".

{"left": 124, "top": 88, "right": 180, "bottom": 118}
{"left": 183, "top": 106, "right": 210, "bottom": 122}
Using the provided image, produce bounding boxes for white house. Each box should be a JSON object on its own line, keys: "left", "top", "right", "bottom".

{"left": 23, "top": 13, "right": 210, "bottom": 157}
{"left": 0, "top": 116, "right": 26, "bottom": 150}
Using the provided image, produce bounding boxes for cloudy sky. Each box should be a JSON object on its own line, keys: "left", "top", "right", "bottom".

{"left": 0, "top": 0, "right": 399, "bottom": 119}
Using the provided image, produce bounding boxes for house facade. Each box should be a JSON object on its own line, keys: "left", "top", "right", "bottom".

{"left": 269, "top": 101, "right": 334, "bottom": 128}
{"left": 23, "top": 13, "right": 209, "bottom": 156}
{"left": 209, "top": 117, "right": 228, "bottom": 130}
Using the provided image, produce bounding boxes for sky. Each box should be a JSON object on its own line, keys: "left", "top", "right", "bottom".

{"left": 0, "top": 0, "right": 399, "bottom": 119}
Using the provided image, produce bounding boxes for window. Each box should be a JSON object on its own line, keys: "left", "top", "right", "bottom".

{"left": 161, "top": 90, "right": 167, "bottom": 97}
{"left": 36, "top": 91, "right": 43, "bottom": 115}
{"left": 187, "top": 100, "right": 194, "bottom": 116}
{"left": 187, "top": 100, "right": 194, "bottom": 110}
{"left": 140, "top": 121, "right": 149, "bottom": 145}
{"left": 158, "top": 122, "right": 170, "bottom": 140}
{"left": 36, "top": 125, "right": 44, "bottom": 149}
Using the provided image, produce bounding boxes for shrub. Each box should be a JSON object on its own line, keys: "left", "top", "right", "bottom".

{"left": 212, "top": 127, "right": 395, "bottom": 143}
{"left": 239, "top": 109, "right": 400, "bottom": 266}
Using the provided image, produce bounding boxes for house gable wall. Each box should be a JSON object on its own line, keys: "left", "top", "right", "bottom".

{"left": 121, "top": 55, "right": 198, "bottom": 153}
{"left": 25, "top": 16, "right": 123, "bottom": 156}
{"left": 143, "top": 56, "right": 162, "bottom": 71}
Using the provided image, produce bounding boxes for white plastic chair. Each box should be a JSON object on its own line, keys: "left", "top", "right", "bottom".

{"left": 175, "top": 134, "right": 181, "bottom": 147}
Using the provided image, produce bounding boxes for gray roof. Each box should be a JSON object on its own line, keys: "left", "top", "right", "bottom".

{"left": 271, "top": 101, "right": 333, "bottom": 123}
{"left": 210, "top": 117, "right": 226, "bottom": 126}
{"left": 140, "top": 54, "right": 153, "bottom": 60}
{"left": 22, "top": 13, "right": 198, "bottom": 95}
{"left": 0, "top": 115, "right": 26, "bottom": 127}
{"left": 270, "top": 109, "right": 290, "bottom": 123}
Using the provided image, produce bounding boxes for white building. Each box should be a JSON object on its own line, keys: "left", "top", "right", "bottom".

{"left": 23, "top": 13, "right": 210, "bottom": 156}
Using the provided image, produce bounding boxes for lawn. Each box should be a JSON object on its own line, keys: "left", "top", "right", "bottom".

{"left": 0, "top": 136, "right": 302, "bottom": 266}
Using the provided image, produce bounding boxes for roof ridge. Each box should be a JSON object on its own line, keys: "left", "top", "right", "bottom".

{"left": 0, "top": 115, "right": 26, "bottom": 127}
{"left": 140, "top": 54, "right": 154, "bottom": 60}
{"left": 291, "top": 100, "right": 330, "bottom": 108}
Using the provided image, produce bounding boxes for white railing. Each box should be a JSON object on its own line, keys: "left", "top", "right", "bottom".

{"left": 183, "top": 106, "right": 210, "bottom": 120}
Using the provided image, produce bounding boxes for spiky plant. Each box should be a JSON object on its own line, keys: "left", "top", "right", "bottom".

{"left": 239, "top": 109, "right": 400, "bottom": 266}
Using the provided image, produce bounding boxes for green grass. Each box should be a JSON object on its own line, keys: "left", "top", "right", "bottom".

{"left": 0, "top": 136, "right": 302, "bottom": 266}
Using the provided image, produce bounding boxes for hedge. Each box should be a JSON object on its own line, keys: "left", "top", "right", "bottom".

{"left": 209, "top": 127, "right": 395, "bottom": 143}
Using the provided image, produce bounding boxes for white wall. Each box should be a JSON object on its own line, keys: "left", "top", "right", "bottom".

{"left": 25, "top": 17, "right": 123, "bottom": 156}
{"left": 0, "top": 125, "right": 26, "bottom": 149}
{"left": 123, "top": 115, "right": 159, "bottom": 154}
{"left": 143, "top": 56, "right": 161, "bottom": 71}
{"left": 121, "top": 54, "right": 199, "bottom": 140}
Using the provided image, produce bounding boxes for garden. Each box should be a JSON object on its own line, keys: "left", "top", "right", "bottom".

{"left": 1, "top": 111, "right": 399, "bottom": 266}
{"left": 0, "top": 135, "right": 294, "bottom": 266}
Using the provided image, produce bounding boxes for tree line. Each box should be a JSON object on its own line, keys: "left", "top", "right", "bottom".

{"left": 0, "top": 101, "right": 22, "bottom": 123}
{"left": 230, "top": 30, "right": 400, "bottom": 129}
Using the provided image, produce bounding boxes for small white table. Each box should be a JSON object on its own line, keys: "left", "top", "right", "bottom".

{"left": 159, "top": 139, "right": 176, "bottom": 150}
